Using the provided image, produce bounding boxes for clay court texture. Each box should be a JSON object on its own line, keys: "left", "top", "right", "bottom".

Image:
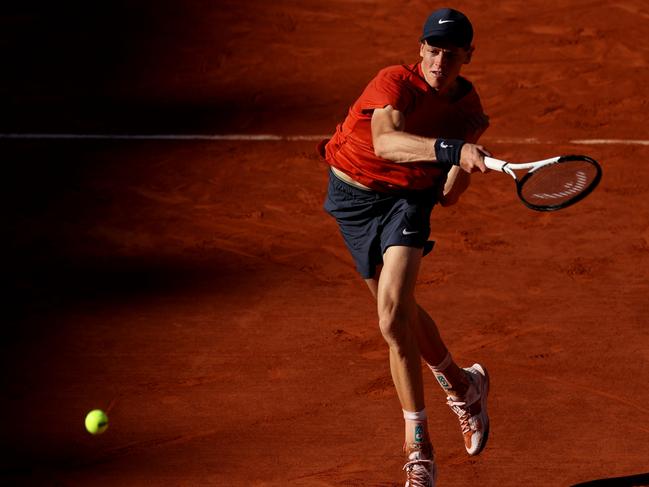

{"left": 2, "top": 1, "right": 649, "bottom": 486}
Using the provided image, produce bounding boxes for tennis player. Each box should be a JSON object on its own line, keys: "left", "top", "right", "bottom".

{"left": 320, "top": 8, "right": 490, "bottom": 486}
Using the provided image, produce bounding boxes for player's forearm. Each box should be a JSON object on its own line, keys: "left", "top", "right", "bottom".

{"left": 439, "top": 166, "right": 470, "bottom": 206}
{"left": 373, "top": 130, "right": 438, "bottom": 163}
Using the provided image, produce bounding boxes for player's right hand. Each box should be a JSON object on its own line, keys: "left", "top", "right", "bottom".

{"left": 459, "top": 143, "right": 491, "bottom": 173}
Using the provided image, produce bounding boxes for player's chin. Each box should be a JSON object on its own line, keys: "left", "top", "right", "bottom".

{"left": 426, "top": 73, "right": 448, "bottom": 91}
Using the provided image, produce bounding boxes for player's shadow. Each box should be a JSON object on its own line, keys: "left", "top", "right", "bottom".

{"left": 571, "top": 472, "right": 649, "bottom": 486}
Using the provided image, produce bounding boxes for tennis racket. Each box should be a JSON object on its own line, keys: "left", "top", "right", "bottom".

{"left": 484, "top": 154, "right": 602, "bottom": 211}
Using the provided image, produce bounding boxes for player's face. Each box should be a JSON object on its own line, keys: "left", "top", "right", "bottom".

{"left": 419, "top": 41, "right": 473, "bottom": 93}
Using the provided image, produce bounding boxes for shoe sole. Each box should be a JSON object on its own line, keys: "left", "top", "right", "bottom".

{"left": 468, "top": 363, "right": 490, "bottom": 456}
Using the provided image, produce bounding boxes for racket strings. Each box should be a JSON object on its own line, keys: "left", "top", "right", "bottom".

{"left": 519, "top": 160, "right": 600, "bottom": 209}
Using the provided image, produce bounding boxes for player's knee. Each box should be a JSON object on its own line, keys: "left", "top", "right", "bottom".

{"left": 377, "top": 300, "right": 411, "bottom": 348}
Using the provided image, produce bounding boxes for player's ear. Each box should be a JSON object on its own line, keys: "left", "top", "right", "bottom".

{"left": 419, "top": 41, "right": 427, "bottom": 58}
{"left": 464, "top": 45, "right": 475, "bottom": 64}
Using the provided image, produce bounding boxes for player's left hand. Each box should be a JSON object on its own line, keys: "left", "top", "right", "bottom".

{"left": 459, "top": 143, "right": 491, "bottom": 173}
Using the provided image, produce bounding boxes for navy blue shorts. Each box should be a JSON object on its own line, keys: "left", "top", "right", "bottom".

{"left": 324, "top": 170, "right": 437, "bottom": 279}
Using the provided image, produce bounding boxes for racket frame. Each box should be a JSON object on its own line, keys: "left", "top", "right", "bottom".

{"left": 484, "top": 154, "right": 602, "bottom": 211}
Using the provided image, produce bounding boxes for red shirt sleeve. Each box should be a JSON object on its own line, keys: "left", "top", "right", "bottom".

{"left": 356, "top": 68, "right": 415, "bottom": 114}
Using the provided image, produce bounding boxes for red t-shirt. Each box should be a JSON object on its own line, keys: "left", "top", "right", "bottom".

{"left": 324, "top": 62, "right": 488, "bottom": 192}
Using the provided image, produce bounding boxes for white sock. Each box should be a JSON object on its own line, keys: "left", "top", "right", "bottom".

{"left": 403, "top": 408, "right": 429, "bottom": 447}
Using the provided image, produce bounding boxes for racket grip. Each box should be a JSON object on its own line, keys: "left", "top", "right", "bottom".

{"left": 484, "top": 156, "right": 509, "bottom": 171}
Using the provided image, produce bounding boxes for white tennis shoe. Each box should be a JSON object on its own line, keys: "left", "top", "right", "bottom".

{"left": 446, "top": 363, "right": 490, "bottom": 456}
{"left": 403, "top": 444, "right": 436, "bottom": 487}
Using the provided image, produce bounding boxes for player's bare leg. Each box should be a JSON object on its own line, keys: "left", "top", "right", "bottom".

{"left": 366, "top": 250, "right": 489, "bottom": 458}
{"left": 413, "top": 306, "right": 470, "bottom": 399}
{"left": 367, "top": 246, "right": 436, "bottom": 485}
{"left": 366, "top": 263, "right": 469, "bottom": 401}
{"left": 412, "top": 298, "right": 490, "bottom": 455}
{"left": 375, "top": 246, "right": 426, "bottom": 414}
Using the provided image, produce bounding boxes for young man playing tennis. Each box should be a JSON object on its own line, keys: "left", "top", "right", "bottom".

{"left": 320, "top": 8, "right": 491, "bottom": 486}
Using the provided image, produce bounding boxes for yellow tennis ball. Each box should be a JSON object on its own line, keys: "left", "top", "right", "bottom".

{"left": 85, "top": 409, "right": 109, "bottom": 435}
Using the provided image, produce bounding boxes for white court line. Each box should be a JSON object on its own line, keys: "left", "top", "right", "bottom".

{"left": 1, "top": 133, "right": 648, "bottom": 145}
{"left": 570, "top": 139, "right": 649, "bottom": 146}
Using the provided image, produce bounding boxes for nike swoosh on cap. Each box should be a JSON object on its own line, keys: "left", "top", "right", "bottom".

{"left": 438, "top": 19, "right": 455, "bottom": 24}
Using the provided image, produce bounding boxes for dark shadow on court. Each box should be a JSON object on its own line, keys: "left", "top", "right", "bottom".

{"left": 571, "top": 472, "right": 649, "bottom": 486}
{"left": 3, "top": 135, "right": 282, "bottom": 348}
{"left": 0, "top": 2, "right": 338, "bottom": 135}
{"left": 1, "top": 98, "right": 326, "bottom": 135}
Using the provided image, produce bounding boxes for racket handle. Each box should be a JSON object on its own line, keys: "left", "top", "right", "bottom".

{"left": 484, "top": 156, "right": 509, "bottom": 172}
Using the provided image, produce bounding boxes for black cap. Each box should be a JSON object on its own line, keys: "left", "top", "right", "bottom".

{"left": 420, "top": 8, "right": 473, "bottom": 48}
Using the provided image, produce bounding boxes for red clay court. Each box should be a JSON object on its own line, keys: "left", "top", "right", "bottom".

{"left": 3, "top": 1, "right": 649, "bottom": 486}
